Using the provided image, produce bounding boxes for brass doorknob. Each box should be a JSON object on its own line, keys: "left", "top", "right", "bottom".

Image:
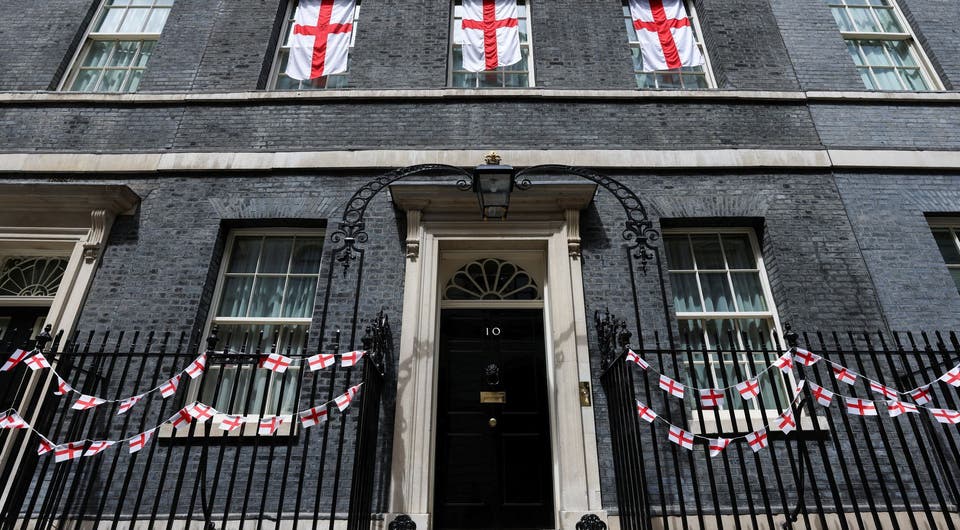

{"left": 488, "top": 418, "right": 498, "bottom": 428}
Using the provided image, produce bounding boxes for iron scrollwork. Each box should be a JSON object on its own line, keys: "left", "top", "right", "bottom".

{"left": 330, "top": 165, "right": 473, "bottom": 275}
{"left": 576, "top": 514, "right": 607, "bottom": 530}
{"left": 594, "top": 309, "right": 632, "bottom": 370}
{"left": 516, "top": 165, "right": 659, "bottom": 271}
{"left": 388, "top": 514, "right": 417, "bottom": 530}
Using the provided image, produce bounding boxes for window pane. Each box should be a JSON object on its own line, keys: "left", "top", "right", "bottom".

{"left": 98, "top": 69, "right": 127, "bottom": 92}
{"left": 82, "top": 41, "right": 113, "bottom": 67}
{"left": 831, "top": 8, "right": 854, "bottom": 32}
{"left": 124, "top": 69, "right": 143, "bottom": 91}
{"left": 678, "top": 319, "right": 705, "bottom": 351}
{"left": 218, "top": 276, "right": 253, "bottom": 317}
{"left": 664, "top": 235, "right": 694, "bottom": 269}
{"left": 228, "top": 237, "right": 261, "bottom": 273}
{"left": 260, "top": 238, "right": 294, "bottom": 273}
{"left": 97, "top": 8, "right": 125, "bottom": 33}
{"left": 722, "top": 234, "right": 755, "bottom": 269}
{"left": 249, "top": 277, "right": 285, "bottom": 317}
{"left": 701, "top": 273, "right": 734, "bottom": 312}
{"left": 872, "top": 67, "right": 902, "bottom": 90}
{"left": 282, "top": 277, "right": 317, "bottom": 318}
{"left": 848, "top": 7, "right": 880, "bottom": 32}
{"left": 861, "top": 41, "right": 889, "bottom": 66}
{"left": 70, "top": 70, "right": 100, "bottom": 92}
{"left": 691, "top": 235, "right": 725, "bottom": 269}
{"left": 670, "top": 272, "right": 702, "bottom": 312}
{"left": 136, "top": 40, "right": 155, "bottom": 66}
{"left": 704, "top": 319, "right": 736, "bottom": 350}
{"left": 902, "top": 68, "right": 927, "bottom": 90}
{"left": 109, "top": 41, "right": 138, "bottom": 66}
{"left": 731, "top": 272, "right": 768, "bottom": 312}
{"left": 119, "top": 7, "right": 150, "bottom": 32}
{"left": 144, "top": 8, "right": 170, "bottom": 33}
{"left": 290, "top": 238, "right": 324, "bottom": 273}
{"left": 887, "top": 41, "right": 916, "bottom": 67}
{"left": 737, "top": 318, "right": 773, "bottom": 350}
{"left": 933, "top": 230, "right": 960, "bottom": 264}
{"left": 874, "top": 7, "right": 902, "bottom": 32}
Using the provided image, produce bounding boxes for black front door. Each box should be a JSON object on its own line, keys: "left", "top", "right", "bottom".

{"left": 435, "top": 309, "right": 555, "bottom": 530}
{"left": 0, "top": 306, "right": 47, "bottom": 353}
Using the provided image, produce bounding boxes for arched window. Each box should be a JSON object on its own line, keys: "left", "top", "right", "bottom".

{"left": 443, "top": 258, "right": 541, "bottom": 301}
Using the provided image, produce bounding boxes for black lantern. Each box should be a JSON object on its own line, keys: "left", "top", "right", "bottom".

{"left": 464, "top": 152, "right": 528, "bottom": 220}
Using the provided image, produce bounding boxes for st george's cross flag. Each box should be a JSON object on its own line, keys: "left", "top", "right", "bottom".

{"left": 54, "top": 442, "right": 86, "bottom": 463}
{"left": 777, "top": 409, "right": 798, "bottom": 434}
{"left": 0, "top": 411, "right": 28, "bottom": 429}
{"left": 626, "top": 349, "right": 651, "bottom": 370}
{"left": 299, "top": 405, "right": 329, "bottom": 428}
{"left": 258, "top": 416, "right": 284, "bottom": 435}
{"left": 218, "top": 415, "right": 245, "bottom": 432}
{"left": 845, "top": 397, "right": 878, "bottom": 416}
{"left": 159, "top": 375, "right": 181, "bottom": 398}
{"left": 185, "top": 353, "right": 207, "bottom": 379}
{"left": 54, "top": 376, "right": 73, "bottom": 397}
{"left": 869, "top": 380, "right": 899, "bottom": 400}
{"left": 773, "top": 353, "right": 794, "bottom": 374}
{"left": 636, "top": 400, "right": 657, "bottom": 423}
{"left": 809, "top": 383, "right": 834, "bottom": 407}
{"left": 940, "top": 364, "right": 960, "bottom": 387}
{"left": 887, "top": 400, "right": 919, "bottom": 418}
{"left": 37, "top": 436, "right": 56, "bottom": 456}
{"left": 1, "top": 349, "right": 31, "bottom": 372}
{"left": 340, "top": 350, "right": 366, "bottom": 367}
{"left": 793, "top": 348, "right": 821, "bottom": 367}
{"left": 117, "top": 395, "right": 144, "bottom": 415}
{"left": 24, "top": 352, "right": 51, "bottom": 371}
{"left": 260, "top": 353, "right": 293, "bottom": 373}
{"left": 736, "top": 378, "right": 761, "bottom": 401}
{"left": 72, "top": 394, "right": 106, "bottom": 411}
{"left": 658, "top": 375, "right": 685, "bottom": 399}
{"left": 460, "top": 0, "right": 522, "bottom": 72}
{"left": 308, "top": 352, "right": 337, "bottom": 371}
{"left": 708, "top": 437, "right": 730, "bottom": 457}
{"left": 83, "top": 440, "right": 115, "bottom": 457}
{"left": 667, "top": 425, "right": 695, "bottom": 450}
{"left": 129, "top": 429, "right": 155, "bottom": 454}
{"left": 910, "top": 385, "right": 933, "bottom": 406}
{"left": 286, "top": 0, "right": 356, "bottom": 80}
{"left": 746, "top": 428, "right": 769, "bottom": 452}
{"left": 627, "top": 0, "right": 704, "bottom": 71}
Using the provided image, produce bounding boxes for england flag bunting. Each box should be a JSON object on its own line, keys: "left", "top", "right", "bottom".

{"left": 869, "top": 381, "right": 899, "bottom": 400}
{"left": 72, "top": 394, "right": 106, "bottom": 411}
{"left": 299, "top": 405, "right": 329, "bottom": 428}
{"left": 84, "top": 441, "right": 115, "bottom": 457}
{"left": 308, "top": 352, "right": 337, "bottom": 371}
{"left": 773, "top": 353, "right": 793, "bottom": 374}
{"left": 626, "top": 349, "right": 651, "bottom": 370}
{"left": 668, "top": 425, "right": 694, "bottom": 450}
{"left": 627, "top": 0, "right": 704, "bottom": 71}
{"left": 37, "top": 436, "right": 55, "bottom": 456}
{"left": 0, "top": 411, "right": 28, "bottom": 429}
{"left": 845, "top": 397, "right": 878, "bottom": 416}
{"left": 117, "top": 395, "right": 144, "bottom": 415}
{"left": 636, "top": 401, "right": 657, "bottom": 423}
{"left": 24, "top": 352, "right": 51, "bottom": 371}
{"left": 460, "top": 0, "right": 522, "bottom": 72}
{"left": 698, "top": 388, "right": 724, "bottom": 409}
{"left": 54, "top": 376, "right": 73, "bottom": 397}
{"left": 340, "top": 350, "right": 365, "bottom": 367}
{"left": 159, "top": 375, "right": 181, "bottom": 398}
{"left": 1, "top": 349, "right": 31, "bottom": 372}
{"left": 260, "top": 353, "right": 293, "bottom": 373}
{"left": 832, "top": 366, "right": 857, "bottom": 386}
{"left": 218, "top": 415, "right": 245, "bottom": 432}
{"left": 258, "top": 416, "right": 284, "bottom": 435}
{"left": 746, "top": 428, "right": 769, "bottom": 452}
{"left": 910, "top": 386, "right": 933, "bottom": 406}
{"left": 659, "top": 375, "right": 685, "bottom": 399}
{"left": 54, "top": 442, "right": 85, "bottom": 463}
{"left": 335, "top": 384, "right": 363, "bottom": 412}
{"left": 794, "top": 379, "right": 806, "bottom": 398}
{"left": 185, "top": 353, "right": 207, "bottom": 379}
{"left": 809, "top": 383, "right": 834, "bottom": 407}
{"left": 777, "top": 409, "right": 797, "bottom": 434}
{"left": 736, "top": 378, "right": 761, "bottom": 401}
{"left": 708, "top": 437, "right": 730, "bottom": 457}
{"left": 129, "top": 429, "right": 155, "bottom": 454}
{"left": 286, "top": 0, "right": 357, "bottom": 80}
{"left": 185, "top": 402, "right": 217, "bottom": 422}
{"left": 940, "top": 365, "right": 960, "bottom": 388}
{"left": 169, "top": 408, "right": 193, "bottom": 430}
{"left": 930, "top": 408, "right": 960, "bottom": 425}
{"left": 887, "top": 400, "right": 919, "bottom": 417}
{"left": 793, "top": 348, "right": 821, "bottom": 367}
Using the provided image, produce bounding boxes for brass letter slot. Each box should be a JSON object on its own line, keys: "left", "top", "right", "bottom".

{"left": 480, "top": 391, "right": 506, "bottom": 404}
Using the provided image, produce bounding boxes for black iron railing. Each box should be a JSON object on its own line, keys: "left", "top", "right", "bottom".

{"left": 598, "top": 312, "right": 960, "bottom": 530}
{"left": 0, "top": 314, "right": 390, "bottom": 530}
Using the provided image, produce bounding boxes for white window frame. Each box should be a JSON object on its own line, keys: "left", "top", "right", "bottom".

{"left": 621, "top": 0, "right": 716, "bottom": 89}
{"left": 826, "top": 0, "right": 942, "bottom": 91}
{"left": 267, "top": 0, "right": 361, "bottom": 91}
{"left": 59, "top": 0, "right": 174, "bottom": 93}
{"left": 173, "top": 228, "right": 325, "bottom": 438}
{"left": 663, "top": 228, "right": 813, "bottom": 435}
{"left": 448, "top": 0, "right": 536, "bottom": 88}
{"left": 928, "top": 219, "right": 960, "bottom": 294}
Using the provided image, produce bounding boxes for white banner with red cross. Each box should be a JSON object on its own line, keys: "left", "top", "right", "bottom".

{"left": 460, "top": 0, "right": 522, "bottom": 72}
{"left": 286, "top": 0, "right": 357, "bottom": 80}
{"left": 627, "top": 0, "right": 704, "bottom": 71}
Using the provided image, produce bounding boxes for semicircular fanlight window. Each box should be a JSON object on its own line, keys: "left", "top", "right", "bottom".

{"left": 443, "top": 259, "right": 541, "bottom": 301}
{"left": 0, "top": 257, "right": 69, "bottom": 297}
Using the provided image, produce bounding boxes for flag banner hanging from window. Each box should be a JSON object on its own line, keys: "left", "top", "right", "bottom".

{"left": 460, "top": 0, "right": 522, "bottom": 72}
{"left": 286, "top": 0, "right": 357, "bottom": 80}
{"left": 627, "top": 0, "right": 704, "bottom": 71}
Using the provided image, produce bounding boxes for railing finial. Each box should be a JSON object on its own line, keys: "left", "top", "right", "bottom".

{"left": 35, "top": 324, "right": 53, "bottom": 352}
{"left": 784, "top": 323, "right": 799, "bottom": 349}
{"left": 205, "top": 325, "right": 219, "bottom": 354}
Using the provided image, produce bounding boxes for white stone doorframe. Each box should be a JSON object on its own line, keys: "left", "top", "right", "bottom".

{"left": 388, "top": 182, "right": 606, "bottom": 530}
{"left": 0, "top": 183, "right": 139, "bottom": 512}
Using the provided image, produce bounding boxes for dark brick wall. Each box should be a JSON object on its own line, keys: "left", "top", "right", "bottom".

{"left": 530, "top": 0, "right": 635, "bottom": 89}
{"left": 810, "top": 101, "right": 960, "bottom": 150}
{"left": 0, "top": 0, "right": 96, "bottom": 91}
{"left": 767, "top": 0, "right": 864, "bottom": 91}
{"left": 0, "top": 99, "right": 821, "bottom": 152}
{"left": 834, "top": 172, "right": 960, "bottom": 331}
{"left": 900, "top": 0, "right": 960, "bottom": 90}
{"left": 695, "top": 0, "right": 800, "bottom": 91}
